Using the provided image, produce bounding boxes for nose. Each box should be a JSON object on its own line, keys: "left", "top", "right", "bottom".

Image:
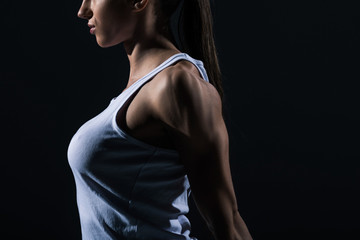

{"left": 77, "top": 0, "right": 93, "bottom": 19}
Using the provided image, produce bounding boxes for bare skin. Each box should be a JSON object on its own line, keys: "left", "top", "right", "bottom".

{"left": 78, "top": 0, "right": 253, "bottom": 239}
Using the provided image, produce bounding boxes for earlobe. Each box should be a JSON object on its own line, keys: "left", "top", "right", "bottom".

{"left": 133, "top": 0, "right": 148, "bottom": 12}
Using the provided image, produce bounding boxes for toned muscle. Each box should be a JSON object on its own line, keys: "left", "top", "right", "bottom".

{"left": 147, "top": 64, "right": 252, "bottom": 240}
{"left": 118, "top": 60, "right": 204, "bottom": 150}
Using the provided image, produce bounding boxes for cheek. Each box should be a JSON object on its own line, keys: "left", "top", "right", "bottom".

{"left": 94, "top": 7, "right": 135, "bottom": 47}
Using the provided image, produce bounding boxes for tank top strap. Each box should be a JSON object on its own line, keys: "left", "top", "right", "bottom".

{"left": 175, "top": 53, "right": 210, "bottom": 83}
{"left": 117, "top": 53, "right": 209, "bottom": 105}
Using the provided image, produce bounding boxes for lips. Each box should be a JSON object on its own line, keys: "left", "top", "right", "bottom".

{"left": 88, "top": 23, "right": 95, "bottom": 35}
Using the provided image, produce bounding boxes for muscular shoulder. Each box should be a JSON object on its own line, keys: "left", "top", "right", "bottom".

{"left": 146, "top": 61, "right": 223, "bottom": 138}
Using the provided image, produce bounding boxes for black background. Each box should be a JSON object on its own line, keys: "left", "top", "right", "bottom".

{"left": 1, "top": 0, "right": 359, "bottom": 239}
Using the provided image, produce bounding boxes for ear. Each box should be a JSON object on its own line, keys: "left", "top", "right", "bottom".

{"left": 133, "top": 0, "right": 149, "bottom": 12}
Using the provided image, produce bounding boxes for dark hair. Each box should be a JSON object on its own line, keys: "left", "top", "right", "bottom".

{"left": 157, "top": 0, "right": 223, "bottom": 101}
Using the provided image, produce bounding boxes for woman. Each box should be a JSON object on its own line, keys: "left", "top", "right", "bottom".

{"left": 68, "top": 0, "right": 253, "bottom": 239}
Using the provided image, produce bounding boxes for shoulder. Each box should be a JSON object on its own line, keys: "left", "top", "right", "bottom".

{"left": 145, "top": 60, "right": 223, "bottom": 137}
{"left": 150, "top": 60, "right": 222, "bottom": 111}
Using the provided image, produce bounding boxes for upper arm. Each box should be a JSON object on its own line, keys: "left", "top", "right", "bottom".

{"left": 150, "top": 69, "right": 239, "bottom": 233}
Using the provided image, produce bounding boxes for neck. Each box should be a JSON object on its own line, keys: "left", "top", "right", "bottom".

{"left": 120, "top": 0, "right": 181, "bottom": 89}
{"left": 122, "top": 34, "right": 180, "bottom": 89}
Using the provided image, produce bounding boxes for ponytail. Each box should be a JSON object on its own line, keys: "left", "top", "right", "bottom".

{"left": 158, "top": 0, "right": 223, "bottom": 101}
{"left": 180, "top": 0, "right": 223, "bottom": 100}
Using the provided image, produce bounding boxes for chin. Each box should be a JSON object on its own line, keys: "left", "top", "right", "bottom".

{"left": 96, "top": 40, "right": 114, "bottom": 48}
{"left": 96, "top": 36, "right": 122, "bottom": 48}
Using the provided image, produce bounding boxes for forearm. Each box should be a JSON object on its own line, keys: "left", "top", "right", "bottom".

{"left": 194, "top": 191, "right": 252, "bottom": 240}
{"left": 208, "top": 209, "right": 252, "bottom": 240}
{"left": 208, "top": 211, "right": 252, "bottom": 240}
{"left": 232, "top": 211, "right": 253, "bottom": 240}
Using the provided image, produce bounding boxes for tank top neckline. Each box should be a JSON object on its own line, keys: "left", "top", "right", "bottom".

{"left": 116, "top": 52, "right": 205, "bottom": 98}
{"left": 109, "top": 53, "right": 188, "bottom": 154}
{"left": 108, "top": 52, "right": 208, "bottom": 154}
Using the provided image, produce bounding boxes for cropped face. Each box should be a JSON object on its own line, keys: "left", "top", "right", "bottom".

{"left": 77, "top": 0, "right": 137, "bottom": 47}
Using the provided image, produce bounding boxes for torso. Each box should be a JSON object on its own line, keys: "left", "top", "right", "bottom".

{"left": 116, "top": 60, "right": 203, "bottom": 150}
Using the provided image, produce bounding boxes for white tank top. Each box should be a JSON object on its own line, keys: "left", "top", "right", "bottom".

{"left": 68, "top": 53, "right": 209, "bottom": 240}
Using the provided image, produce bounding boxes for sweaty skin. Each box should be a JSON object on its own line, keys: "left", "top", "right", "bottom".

{"left": 77, "top": 0, "right": 253, "bottom": 239}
